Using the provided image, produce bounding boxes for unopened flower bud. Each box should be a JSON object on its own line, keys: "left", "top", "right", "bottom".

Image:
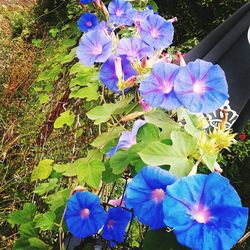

{"left": 176, "top": 51, "right": 186, "bottom": 66}
{"left": 114, "top": 56, "right": 123, "bottom": 80}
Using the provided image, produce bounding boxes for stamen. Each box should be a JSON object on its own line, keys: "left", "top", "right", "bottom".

{"left": 81, "top": 208, "right": 90, "bottom": 218}
{"left": 151, "top": 188, "right": 165, "bottom": 202}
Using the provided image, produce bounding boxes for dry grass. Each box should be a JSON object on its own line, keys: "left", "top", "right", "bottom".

{"left": 2, "top": 41, "right": 37, "bottom": 100}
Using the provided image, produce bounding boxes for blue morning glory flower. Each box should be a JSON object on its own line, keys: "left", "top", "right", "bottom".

{"left": 131, "top": 9, "right": 153, "bottom": 26}
{"left": 102, "top": 207, "right": 131, "bottom": 247}
{"left": 108, "top": 0, "right": 136, "bottom": 26}
{"left": 140, "top": 14, "right": 174, "bottom": 50}
{"left": 139, "top": 62, "right": 181, "bottom": 110}
{"left": 80, "top": 0, "right": 93, "bottom": 4}
{"left": 174, "top": 59, "right": 229, "bottom": 114}
{"left": 65, "top": 192, "right": 106, "bottom": 238}
{"left": 116, "top": 36, "right": 154, "bottom": 60}
{"left": 106, "top": 119, "right": 146, "bottom": 157}
{"left": 78, "top": 12, "right": 98, "bottom": 33}
{"left": 163, "top": 173, "right": 248, "bottom": 250}
{"left": 99, "top": 55, "right": 138, "bottom": 93}
{"left": 125, "top": 166, "right": 177, "bottom": 229}
{"left": 77, "top": 30, "right": 112, "bottom": 66}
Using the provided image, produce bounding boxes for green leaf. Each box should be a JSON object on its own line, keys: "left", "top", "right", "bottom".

{"left": 13, "top": 238, "right": 31, "bottom": 250}
{"left": 19, "top": 222, "right": 38, "bottom": 239}
{"left": 148, "top": 0, "right": 159, "bottom": 12}
{"left": 46, "top": 189, "right": 70, "bottom": 212}
{"left": 144, "top": 228, "right": 188, "bottom": 250}
{"left": 8, "top": 203, "right": 37, "bottom": 227}
{"left": 31, "top": 39, "right": 42, "bottom": 48}
{"left": 127, "top": 143, "right": 147, "bottom": 172}
{"left": 110, "top": 151, "right": 130, "bottom": 174}
{"left": 144, "top": 110, "right": 180, "bottom": 138}
{"left": 35, "top": 211, "right": 56, "bottom": 231}
{"left": 34, "top": 178, "right": 58, "bottom": 195}
{"left": 202, "top": 153, "right": 217, "bottom": 171}
{"left": 38, "top": 93, "right": 49, "bottom": 104}
{"left": 87, "top": 98, "right": 132, "bottom": 125}
{"left": 53, "top": 162, "right": 78, "bottom": 177}
{"left": 31, "top": 159, "right": 54, "bottom": 182}
{"left": 70, "top": 62, "right": 96, "bottom": 76}
{"left": 28, "top": 237, "right": 48, "bottom": 249}
{"left": 70, "top": 75, "right": 88, "bottom": 87}
{"left": 77, "top": 160, "right": 105, "bottom": 189}
{"left": 139, "top": 131, "right": 197, "bottom": 177}
{"left": 91, "top": 126, "right": 124, "bottom": 148}
{"left": 87, "top": 103, "right": 117, "bottom": 125}
{"left": 70, "top": 83, "right": 99, "bottom": 101}
{"left": 54, "top": 110, "right": 75, "bottom": 128}
{"left": 102, "top": 160, "right": 121, "bottom": 183}
{"left": 136, "top": 123, "right": 160, "bottom": 143}
{"left": 49, "top": 27, "right": 59, "bottom": 38}
{"left": 58, "top": 48, "right": 76, "bottom": 64}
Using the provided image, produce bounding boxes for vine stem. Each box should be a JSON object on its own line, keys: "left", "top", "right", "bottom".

{"left": 58, "top": 191, "right": 72, "bottom": 250}
{"left": 237, "top": 231, "right": 250, "bottom": 246}
{"left": 188, "top": 153, "right": 205, "bottom": 176}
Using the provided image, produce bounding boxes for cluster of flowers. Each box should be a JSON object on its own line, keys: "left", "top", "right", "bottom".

{"left": 65, "top": 166, "right": 248, "bottom": 249}
{"left": 77, "top": 0, "right": 229, "bottom": 114}
{"left": 63, "top": 0, "right": 249, "bottom": 249}
{"left": 65, "top": 191, "right": 132, "bottom": 248}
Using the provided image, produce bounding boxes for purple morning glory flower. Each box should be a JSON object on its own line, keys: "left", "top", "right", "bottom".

{"left": 106, "top": 119, "right": 146, "bottom": 157}
{"left": 131, "top": 9, "right": 153, "bottom": 26}
{"left": 65, "top": 192, "right": 106, "bottom": 238}
{"left": 116, "top": 36, "right": 154, "bottom": 60}
{"left": 78, "top": 12, "right": 98, "bottom": 33}
{"left": 108, "top": 0, "right": 136, "bottom": 26}
{"left": 139, "top": 62, "right": 181, "bottom": 110}
{"left": 125, "top": 166, "right": 177, "bottom": 229}
{"left": 102, "top": 207, "right": 131, "bottom": 247}
{"left": 80, "top": 0, "right": 93, "bottom": 4}
{"left": 163, "top": 173, "right": 248, "bottom": 250}
{"left": 140, "top": 14, "right": 174, "bottom": 50}
{"left": 77, "top": 30, "right": 112, "bottom": 66}
{"left": 99, "top": 55, "right": 138, "bottom": 93}
{"left": 174, "top": 59, "right": 229, "bottom": 114}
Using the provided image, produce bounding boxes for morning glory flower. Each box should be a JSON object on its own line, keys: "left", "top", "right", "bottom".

{"left": 125, "top": 166, "right": 177, "bottom": 229}
{"left": 80, "top": 0, "right": 93, "bottom": 4}
{"left": 108, "top": 0, "right": 136, "bottom": 26}
{"left": 78, "top": 12, "right": 98, "bottom": 33}
{"left": 131, "top": 9, "right": 153, "bottom": 28}
{"left": 140, "top": 14, "right": 174, "bottom": 50}
{"left": 65, "top": 192, "right": 106, "bottom": 238}
{"left": 99, "top": 55, "right": 138, "bottom": 93}
{"left": 77, "top": 30, "right": 112, "bottom": 66}
{"left": 174, "top": 59, "right": 229, "bottom": 114}
{"left": 139, "top": 62, "right": 181, "bottom": 110}
{"left": 116, "top": 36, "right": 154, "bottom": 60}
{"left": 163, "top": 173, "right": 248, "bottom": 250}
{"left": 106, "top": 119, "right": 146, "bottom": 157}
{"left": 102, "top": 207, "right": 131, "bottom": 247}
